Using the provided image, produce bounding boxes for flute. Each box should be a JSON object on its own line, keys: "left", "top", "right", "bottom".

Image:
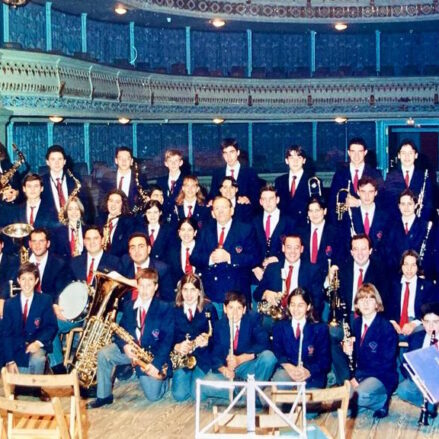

{"left": 297, "top": 329, "right": 304, "bottom": 368}
{"left": 229, "top": 316, "right": 235, "bottom": 402}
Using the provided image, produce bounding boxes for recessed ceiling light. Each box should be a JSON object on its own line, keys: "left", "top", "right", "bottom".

{"left": 115, "top": 5, "right": 127, "bottom": 15}
{"left": 406, "top": 117, "right": 415, "bottom": 126}
{"left": 166, "top": 17, "right": 172, "bottom": 23}
{"left": 334, "top": 22, "right": 348, "bottom": 31}
{"left": 335, "top": 116, "right": 347, "bottom": 124}
{"left": 49, "top": 115, "right": 63, "bottom": 123}
{"left": 118, "top": 117, "right": 130, "bottom": 124}
{"left": 213, "top": 117, "right": 224, "bottom": 124}
{"left": 211, "top": 18, "right": 225, "bottom": 28}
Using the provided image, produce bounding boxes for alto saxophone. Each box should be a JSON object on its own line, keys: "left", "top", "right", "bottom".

{"left": 0, "top": 144, "right": 25, "bottom": 197}
{"left": 58, "top": 169, "right": 82, "bottom": 224}
{"left": 102, "top": 215, "right": 121, "bottom": 251}
{"left": 111, "top": 322, "right": 168, "bottom": 379}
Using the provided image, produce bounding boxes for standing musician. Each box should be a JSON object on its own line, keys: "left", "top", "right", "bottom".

{"left": 87, "top": 268, "right": 174, "bottom": 408}
{"left": 171, "top": 274, "right": 217, "bottom": 401}
{"left": 397, "top": 302, "right": 439, "bottom": 416}
{"left": 97, "top": 189, "right": 136, "bottom": 258}
{"left": 219, "top": 176, "right": 253, "bottom": 224}
{"left": 343, "top": 283, "right": 398, "bottom": 418}
{"left": 272, "top": 288, "right": 330, "bottom": 389}
{"left": 384, "top": 139, "right": 433, "bottom": 221}
{"left": 274, "top": 145, "right": 319, "bottom": 227}
{"left": 201, "top": 292, "right": 276, "bottom": 403}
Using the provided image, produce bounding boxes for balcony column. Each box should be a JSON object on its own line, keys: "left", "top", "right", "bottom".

{"left": 132, "top": 122, "right": 138, "bottom": 157}
{"left": 188, "top": 122, "right": 193, "bottom": 172}
{"left": 47, "top": 122, "right": 54, "bottom": 147}
{"left": 81, "top": 13, "right": 87, "bottom": 53}
{"left": 375, "top": 30, "right": 381, "bottom": 75}
{"left": 2, "top": 3, "right": 9, "bottom": 43}
{"left": 0, "top": 116, "right": 9, "bottom": 146}
{"left": 129, "top": 21, "right": 136, "bottom": 65}
{"left": 45, "top": 2, "right": 52, "bottom": 52}
{"left": 6, "top": 121, "right": 13, "bottom": 158}
{"left": 84, "top": 123, "right": 90, "bottom": 173}
{"left": 247, "top": 29, "right": 252, "bottom": 78}
{"left": 310, "top": 31, "right": 316, "bottom": 76}
{"left": 185, "top": 26, "right": 191, "bottom": 75}
{"left": 248, "top": 123, "right": 253, "bottom": 166}
{"left": 312, "top": 122, "right": 317, "bottom": 162}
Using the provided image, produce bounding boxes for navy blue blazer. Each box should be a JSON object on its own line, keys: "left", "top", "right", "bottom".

{"left": 252, "top": 213, "right": 296, "bottom": 265}
{"left": 274, "top": 172, "right": 315, "bottom": 227}
{"left": 353, "top": 313, "right": 398, "bottom": 395}
{"left": 169, "top": 203, "right": 210, "bottom": 231}
{"left": 190, "top": 219, "right": 258, "bottom": 303}
{"left": 272, "top": 319, "right": 330, "bottom": 388}
{"left": 384, "top": 167, "right": 433, "bottom": 221}
{"left": 157, "top": 173, "right": 186, "bottom": 220}
{"left": 209, "top": 166, "right": 261, "bottom": 208}
{"left": 119, "top": 256, "right": 175, "bottom": 302}
{"left": 385, "top": 277, "right": 437, "bottom": 323}
{"left": 9, "top": 201, "right": 58, "bottom": 230}
{"left": 328, "top": 164, "right": 384, "bottom": 223}
{"left": 70, "top": 252, "right": 120, "bottom": 284}
{"left": 0, "top": 253, "right": 19, "bottom": 299}
{"left": 253, "top": 258, "right": 325, "bottom": 314}
{"left": 115, "top": 297, "right": 174, "bottom": 378}
{"left": 96, "top": 214, "right": 136, "bottom": 258}
{"left": 3, "top": 292, "right": 58, "bottom": 367}
{"left": 134, "top": 221, "right": 173, "bottom": 262}
{"left": 165, "top": 243, "right": 201, "bottom": 288}
{"left": 172, "top": 303, "right": 218, "bottom": 373}
{"left": 210, "top": 311, "right": 271, "bottom": 371}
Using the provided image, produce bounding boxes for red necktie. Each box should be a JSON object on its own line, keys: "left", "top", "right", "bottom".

{"left": 56, "top": 178, "right": 66, "bottom": 208}
{"left": 118, "top": 176, "right": 124, "bottom": 191}
{"left": 295, "top": 322, "right": 301, "bottom": 340}
{"left": 187, "top": 205, "right": 193, "bottom": 218}
{"left": 400, "top": 282, "right": 410, "bottom": 327}
{"left": 149, "top": 229, "right": 155, "bottom": 247}
{"left": 23, "top": 299, "right": 29, "bottom": 326}
{"left": 311, "top": 228, "right": 318, "bottom": 264}
{"left": 290, "top": 176, "right": 296, "bottom": 198}
{"left": 357, "top": 268, "right": 363, "bottom": 291}
{"left": 184, "top": 247, "right": 193, "bottom": 274}
{"left": 140, "top": 308, "right": 147, "bottom": 339}
{"left": 218, "top": 227, "right": 225, "bottom": 247}
{"left": 70, "top": 228, "right": 76, "bottom": 256}
{"left": 265, "top": 215, "right": 271, "bottom": 241}
{"left": 170, "top": 180, "right": 176, "bottom": 194}
{"left": 188, "top": 308, "right": 193, "bottom": 322}
{"left": 233, "top": 326, "right": 239, "bottom": 351}
{"left": 35, "top": 263, "right": 42, "bottom": 293}
{"left": 108, "top": 220, "right": 113, "bottom": 246}
{"left": 87, "top": 258, "right": 95, "bottom": 285}
{"left": 353, "top": 169, "right": 359, "bottom": 193}
{"left": 405, "top": 222, "right": 409, "bottom": 235}
{"left": 282, "top": 265, "right": 294, "bottom": 308}
{"left": 360, "top": 323, "right": 368, "bottom": 346}
{"left": 230, "top": 169, "right": 235, "bottom": 181}
{"left": 29, "top": 206, "right": 35, "bottom": 226}
{"left": 364, "top": 212, "right": 370, "bottom": 236}
{"left": 404, "top": 170, "right": 410, "bottom": 188}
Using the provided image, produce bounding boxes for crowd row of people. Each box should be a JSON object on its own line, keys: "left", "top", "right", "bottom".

{"left": 0, "top": 137, "right": 438, "bottom": 418}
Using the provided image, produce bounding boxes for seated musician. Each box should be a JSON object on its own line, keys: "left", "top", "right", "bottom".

{"left": 171, "top": 274, "right": 217, "bottom": 402}
{"left": 272, "top": 288, "right": 330, "bottom": 389}
{"left": 3, "top": 262, "right": 57, "bottom": 376}
{"left": 87, "top": 268, "right": 174, "bottom": 408}
{"left": 201, "top": 292, "right": 276, "bottom": 403}
{"left": 397, "top": 302, "right": 439, "bottom": 416}
{"left": 343, "top": 283, "right": 398, "bottom": 418}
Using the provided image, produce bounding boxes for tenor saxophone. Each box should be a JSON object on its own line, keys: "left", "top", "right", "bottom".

{"left": 0, "top": 144, "right": 25, "bottom": 197}
{"left": 132, "top": 161, "right": 149, "bottom": 214}
{"left": 58, "top": 169, "right": 81, "bottom": 224}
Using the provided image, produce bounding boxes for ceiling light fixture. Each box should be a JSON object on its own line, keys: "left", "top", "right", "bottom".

{"left": 1, "top": 0, "right": 29, "bottom": 7}
{"left": 213, "top": 117, "right": 224, "bottom": 124}
{"left": 335, "top": 116, "right": 348, "bottom": 124}
{"left": 115, "top": 5, "right": 127, "bottom": 15}
{"left": 406, "top": 117, "right": 415, "bottom": 126}
{"left": 118, "top": 117, "right": 130, "bottom": 124}
{"left": 211, "top": 18, "right": 226, "bottom": 28}
{"left": 334, "top": 22, "right": 348, "bottom": 31}
{"left": 49, "top": 115, "right": 64, "bottom": 123}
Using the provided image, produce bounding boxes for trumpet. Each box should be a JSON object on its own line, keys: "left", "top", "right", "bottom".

{"left": 336, "top": 181, "right": 351, "bottom": 221}
{"left": 308, "top": 176, "right": 322, "bottom": 198}
{"left": 327, "top": 260, "right": 341, "bottom": 327}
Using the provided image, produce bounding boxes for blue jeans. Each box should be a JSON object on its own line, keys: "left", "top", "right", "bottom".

{"left": 351, "top": 377, "right": 387, "bottom": 412}
{"left": 96, "top": 342, "right": 168, "bottom": 402}
{"left": 49, "top": 319, "right": 81, "bottom": 367}
{"left": 171, "top": 366, "right": 206, "bottom": 402}
{"left": 397, "top": 378, "right": 424, "bottom": 407}
{"left": 201, "top": 350, "right": 277, "bottom": 401}
{"left": 18, "top": 348, "right": 46, "bottom": 374}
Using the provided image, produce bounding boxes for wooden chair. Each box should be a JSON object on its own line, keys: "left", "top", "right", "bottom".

{"left": 0, "top": 395, "right": 70, "bottom": 438}
{"left": 270, "top": 381, "right": 351, "bottom": 439}
{"left": 63, "top": 327, "right": 84, "bottom": 368}
{"left": 1, "top": 368, "right": 83, "bottom": 439}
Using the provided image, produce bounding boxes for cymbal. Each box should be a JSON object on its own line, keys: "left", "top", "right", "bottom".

{"left": 1, "top": 223, "right": 33, "bottom": 238}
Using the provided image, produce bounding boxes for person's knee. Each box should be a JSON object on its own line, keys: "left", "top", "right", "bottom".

{"left": 258, "top": 350, "right": 277, "bottom": 367}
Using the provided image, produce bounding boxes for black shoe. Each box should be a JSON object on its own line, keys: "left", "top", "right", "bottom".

{"left": 373, "top": 406, "right": 389, "bottom": 419}
{"left": 86, "top": 395, "right": 113, "bottom": 409}
{"left": 115, "top": 364, "right": 133, "bottom": 381}
{"left": 39, "top": 389, "right": 51, "bottom": 402}
{"left": 51, "top": 364, "right": 67, "bottom": 375}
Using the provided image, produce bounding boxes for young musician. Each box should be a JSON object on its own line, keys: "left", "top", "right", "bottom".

{"left": 171, "top": 274, "right": 217, "bottom": 401}
{"left": 219, "top": 176, "right": 253, "bottom": 223}
{"left": 343, "top": 283, "right": 398, "bottom": 418}
{"left": 87, "top": 268, "right": 174, "bottom": 408}
{"left": 3, "top": 262, "right": 57, "bottom": 376}
{"left": 272, "top": 288, "right": 330, "bottom": 388}
{"left": 201, "top": 292, "right": 276, "bottom": 402}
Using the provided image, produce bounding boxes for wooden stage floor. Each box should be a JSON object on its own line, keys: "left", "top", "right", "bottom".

{"left": 83, "top": 377, "right": 439, "bottom": 439}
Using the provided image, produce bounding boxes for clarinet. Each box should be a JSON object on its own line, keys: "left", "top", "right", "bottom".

{"left": 419, "top": 221, "right": 433, "bottom": 265}
{"left": 418, "top": 330, "right": 437, "bottom": 426}
{"left": 416, "top": 169, "right": 428, "bottom": 218}
{"left": 341, "top": 301, "right": 355, "bottom": 377}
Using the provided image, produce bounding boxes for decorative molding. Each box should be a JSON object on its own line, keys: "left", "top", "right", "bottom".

{"left": 1, "top": 49, "right": 438, "bottom": 120}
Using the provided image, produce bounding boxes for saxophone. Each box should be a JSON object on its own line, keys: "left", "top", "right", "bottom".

{"left": 111, "top": 322, "right": 168, "bottom": 379}
{"left": 0, "top": 144, "right": 25, "bottom": 197}
{"left": 102, "top": 214, "right": 121, "bottom": 251}
{"left": 58, "top": 169, "right": 82, "bottom": 224}
{"left": 132, "top": 161, "right": 149, "bottom": 214}
{"left": 170, "top": 310, "right": 213, "bottom": 370}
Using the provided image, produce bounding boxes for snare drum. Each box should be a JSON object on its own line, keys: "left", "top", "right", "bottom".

{"left": 58, "top": 282, "right": 90, "bottom": 322}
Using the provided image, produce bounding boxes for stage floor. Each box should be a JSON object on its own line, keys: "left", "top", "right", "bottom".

{"left": 84, "top": 377, "right": 439, "bottom": 439}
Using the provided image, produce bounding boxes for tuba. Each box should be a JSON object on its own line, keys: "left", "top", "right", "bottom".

{"left": 335, "top": 181, "right": 351, "bottom": 221}
{"left": 73, "top": 272, "right": 132, "bottom": 388}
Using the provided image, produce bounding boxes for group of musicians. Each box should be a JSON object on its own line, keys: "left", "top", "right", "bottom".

{"left": 0, "top": 137, "right": 438, "bottom": 419}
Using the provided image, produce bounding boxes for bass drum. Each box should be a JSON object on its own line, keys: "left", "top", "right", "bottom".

{"left": 58, "top": 281, "right": 90, "bottom": 322}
